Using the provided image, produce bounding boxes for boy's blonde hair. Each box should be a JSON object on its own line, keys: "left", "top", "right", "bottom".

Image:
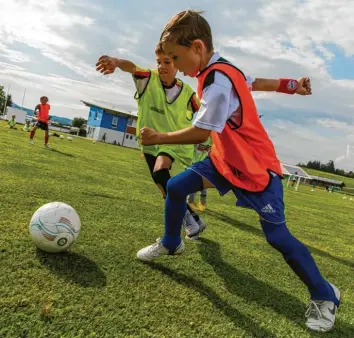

{"left": 160, "top": 10, "right": 213, "bottom": 52}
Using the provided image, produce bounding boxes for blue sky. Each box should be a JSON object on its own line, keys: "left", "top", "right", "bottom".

{"left": 0, "top": 0, "right": 354, "bottom": 169}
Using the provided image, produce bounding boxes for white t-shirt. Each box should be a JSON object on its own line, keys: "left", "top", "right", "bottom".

{"left": 193, "top": 52, "right": 254, "bottom": 133}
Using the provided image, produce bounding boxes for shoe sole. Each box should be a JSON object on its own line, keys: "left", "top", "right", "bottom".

{"left": 137, "top": 250, "right": 184, "bottom": 262}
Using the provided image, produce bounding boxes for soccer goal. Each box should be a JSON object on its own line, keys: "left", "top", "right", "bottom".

{"left": 281, "top": 163, "right": 312, "bottom": 191}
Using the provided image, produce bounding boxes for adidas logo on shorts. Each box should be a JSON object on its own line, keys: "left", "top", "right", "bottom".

{"left": 261, "top": 204, "right": 276, "bottom": 213}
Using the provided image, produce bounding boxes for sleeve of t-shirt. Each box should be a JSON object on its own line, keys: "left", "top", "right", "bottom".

{"left": 246, "top": 75, "right": 254, "bottom": 91}
{"left": 132, "top": 66, "right": 151, "bottom": 95}
{"left": 193, "top": 79, "right": 232, "bottom": 134}
{"left": 193, "top": 73, "right": 254, "bottom": 133}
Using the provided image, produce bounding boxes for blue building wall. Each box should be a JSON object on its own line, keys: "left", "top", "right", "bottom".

{"left": 87, "top": 105, "right": 128, "bottom": 132}
{"left": 100, "top": 112, "right": 128, "bottom": 132}
{"left": 87, "top": 106, "right": 103, "bottom": 127}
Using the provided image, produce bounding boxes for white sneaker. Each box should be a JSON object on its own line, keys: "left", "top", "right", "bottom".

{"left": 197, "top": 217, "right": 206, "bottom": 233}
{"left": 186, "top": 217, "right": 207, "bottom": 240}
{"left": 29, "top": 139, "right": 34, "bottom": 145}
{"left": 305, "top": 283, "right": 341, "bottom": 332}
{"left": 137, "top": 238, "right": 185, "bottom": 261}
{"left": 184, "top": 210, "right": 200, "bottom": 238}
{"left": 44, "top": 144, "right": 51, "bottom": 148}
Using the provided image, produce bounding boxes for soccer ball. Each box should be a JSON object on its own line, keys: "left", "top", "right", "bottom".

{"left": 29, "top": 202, "right": 81, "bottom": 253}
{"left": 67, "top": 136, "right": 73, "bottom": 141}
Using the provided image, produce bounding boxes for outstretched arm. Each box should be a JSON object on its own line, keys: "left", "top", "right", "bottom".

{"left": 252, "top": 77, "right": 312, "bottom": 95}
{"left": 96, "top": 55, "right": 136, "bottom": 75}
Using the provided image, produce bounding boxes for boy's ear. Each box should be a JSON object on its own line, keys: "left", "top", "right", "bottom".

{"left": 192, "top": 40, "right": 205, "bottom": 53}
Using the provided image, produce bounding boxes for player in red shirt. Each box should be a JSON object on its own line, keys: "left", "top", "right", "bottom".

{"left": 29, "top": 96, "right": 51, "bottom": 147}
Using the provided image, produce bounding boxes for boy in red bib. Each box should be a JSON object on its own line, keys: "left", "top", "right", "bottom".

{"left": 137, "top": 10, "right": 340, "bottom": 333}
{"left": 30, "top": 96, "right": 50, "bottom": 147}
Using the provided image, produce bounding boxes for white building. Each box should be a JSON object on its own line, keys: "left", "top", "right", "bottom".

{"left": 5, "top": 107, "right": 28, "bottom": 124}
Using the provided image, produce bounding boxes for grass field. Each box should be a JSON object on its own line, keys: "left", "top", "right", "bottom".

{"left": 1, "top": 121, "right": 353, "bottom": 338}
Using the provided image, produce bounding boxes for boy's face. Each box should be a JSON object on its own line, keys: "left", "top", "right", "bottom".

{"left": 156, "top": 53, "right": 177, "bottom": 83}
{"left": 163, "top": 42, "right": 200, "bottom": 78}
{"left": 40, "top": 97, "right": 48, "bottom": 104}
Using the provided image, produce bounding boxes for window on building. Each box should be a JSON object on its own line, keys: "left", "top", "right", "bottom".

{"left": 125, "top": 134, "right": 129, "bottom": 139}
{"left": 112, "top": 116, "right": 118, "bottom": 128}
{"left": 129, "top": 135, "right": 133, "bottom": 140}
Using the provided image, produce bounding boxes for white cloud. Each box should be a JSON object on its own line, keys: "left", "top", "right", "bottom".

{"left": 265, "top": 119, "right": 354, "bottom": 170}
{"left": 0, "top": 43, "right": 30, "bottom": 63}
{"left": 315, "top": 119, "right": 354, "bottom": 132}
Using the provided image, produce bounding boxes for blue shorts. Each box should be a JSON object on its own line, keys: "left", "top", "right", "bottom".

{"left": 188, "top": 157, "right": 285, "bottom": 224}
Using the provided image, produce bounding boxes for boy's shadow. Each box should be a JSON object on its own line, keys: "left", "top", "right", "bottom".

{"left": 198, "top": 237, "right": 353, "bottom": 336}
{"left": 36, "top": 250, "right": 106, "bottom": 288}
{"left": 146, "top": 261, "right": 273, "bottom": 338}
{"left": 199, "top": 238, "right": 305, "bottom": 324}
{"left": 205, "top": 209, "right": 354, "bottom": 270}
{"left": 48, "top": 148, "right": 74, "bottom": 158}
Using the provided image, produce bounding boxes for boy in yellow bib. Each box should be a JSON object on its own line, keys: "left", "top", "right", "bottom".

{"left": 96, "top": 45, "right": 206, "bottom": 239}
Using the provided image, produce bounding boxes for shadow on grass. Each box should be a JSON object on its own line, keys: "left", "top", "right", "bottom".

{"left": 199, "top": 238, "right": 305, "bottom": 325}
{"left": 205, "top": 209, "right": 354, "bottom": 270}
{"left": 47, "top": 148, "right": 75, "bottom": 157}
{"left": 198, "top": 237, "right": 354, "bottom": 337}
{"left": 146, "top": 261, "right": 273, "bottom": 338}
{"left": 36, "top": 250, "right": 106, "bottom": 288}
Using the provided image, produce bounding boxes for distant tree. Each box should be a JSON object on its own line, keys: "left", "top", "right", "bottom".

{"left": 72, "top": 117, "right": 87, "bottom": 128}
{"left": 301, "top": 159, "right": 354, "bottom": 178}
{"left": 0, "top": 86, "right": 13, "bottom": 115}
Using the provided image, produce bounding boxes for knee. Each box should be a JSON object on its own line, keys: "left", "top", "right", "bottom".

{"left": 166, "top": 176, "right": 188, "bottom": 199}
{"left": 263, "top": 222, "right": 295, "bottom": 253}
{"left": 152, "top": 168, "right": 170, "bottom": 186}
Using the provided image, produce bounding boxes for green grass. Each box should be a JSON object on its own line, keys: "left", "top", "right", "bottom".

{"left": 0, "top": 121, "right": 353, "bottom": 338}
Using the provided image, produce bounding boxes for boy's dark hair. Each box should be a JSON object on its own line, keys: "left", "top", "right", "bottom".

{"left": 40, "top": 96, "right": 48, "bottom": 101}
{"left": 160, "top": 10, "right": 213, "bottom": 52}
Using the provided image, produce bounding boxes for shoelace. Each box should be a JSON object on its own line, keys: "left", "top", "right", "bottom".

{"left": 305, "top": 301, "right": 323, "bottom": 320}
{"left": 148, "top": 240, "right": 163, "bottom": 254}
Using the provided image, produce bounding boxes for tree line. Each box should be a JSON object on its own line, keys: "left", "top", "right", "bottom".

{"left": 297, "top": 160, "right": 354, "bottom": 179}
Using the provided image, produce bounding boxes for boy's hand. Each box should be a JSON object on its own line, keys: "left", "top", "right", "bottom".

{"left": 296, "top": 77, "right": 312, "bottom": 95}
{"left": 140, "top": 127, "right": 161, "bottom": 145}
{"left": 96, "top": 56, "right": 118, "bottom": 75}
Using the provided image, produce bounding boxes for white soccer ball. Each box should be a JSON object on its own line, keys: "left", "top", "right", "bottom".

{"left": 60, "top": 135, "right": 64, "bottom": 139}
{"left": 67, "top": 136, "right": 73, "bottom": 141}
{"left": 29, "top": 202, "right": 81, "bottom": 253}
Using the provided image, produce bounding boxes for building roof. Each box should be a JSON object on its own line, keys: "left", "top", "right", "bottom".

{"left": 310, "top": 175, "right": 344, "bottom": 185}
{"left": 281, "top": 163, "right": 344, "bottom": 185}
{"left": 281, "top": 163, "right": 312, "bottom": 179}
{"left": 81, "top": 100, "right": 138, "bottom": 118}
